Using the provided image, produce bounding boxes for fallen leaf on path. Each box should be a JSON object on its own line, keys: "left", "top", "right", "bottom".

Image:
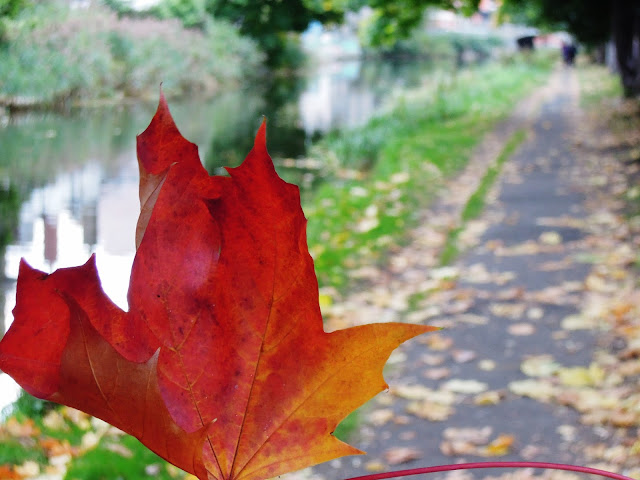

{"left": 383, "top": 447, "right": 422, "bottom": 465}
{"left": 443, "top": 379, "right": 488, "bottom": 394}
{"left": 473, "top": 391, "right": 504, "bottom": 406}
{"left": 424, "top": 367, "right": 451, "bottom": 380}
{"left": 396, "top": 431, "right": 415, "bottom": 442}
{"left": 490, "top": 303, "right": 527, "bottom": 319}
{"left": 508, "top": 379, "right": 556, "bottom": 401}
{"left": 483, "top": 434, "right": 515, "bottom": 456}
{"left": 478, "top": 359, "right": 497, "bottom": 371}
{"left": 422, "top": 333, "right": 453, "bottom": 350}
{"left": 452, "top": 349, "right": 477, "bottom": 363}
{"left": 539, "top": 231, "right": 563, "bottom": 245}
{"left": 585, "top": 273, "right": 618, "bottom": 293}
{"left": 443, "top": 426, "right": 492, "bottom": 443}
{"left": 508, "top": 323, "right": 536, "bottom": 336}
{"left": 441, "top": 426, "right": 497, "bottom": 456}
{"left": 561, "top": 314, "right": 600, "bottom": 330}
{"left": 364, "top": 460, "right": 386, "bottom": 472}
{"left": 451, "top": 313, "right": 489, "bottom": 325}
{"left": 520, "top": 355, "right": 560, "bottom": 377}
{"left": 368, "top": 409, "right": 395, "bottom": 426}
{"left": 391, "top": 384, "right": 434, "bottom": 400}
{"left": 420, "top": 353, "right": 446, "bottom": 366}
{"left": 557, "top": 364, "right": 605, "bottom": 387}
{"left": 526, "top": 307, "right": 545, "bottom": 319}
{"left": 406, "top": 400, "right": 454, "bottom": 421}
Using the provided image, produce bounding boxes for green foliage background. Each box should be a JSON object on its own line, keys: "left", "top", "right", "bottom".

{"left": 0, "top": 2, "right": 264, "bottom": 106}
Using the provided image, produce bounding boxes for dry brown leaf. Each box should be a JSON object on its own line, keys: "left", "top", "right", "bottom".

{"left": 406, "top": 400, "right": 455, "bottom": 421}
{"left": 474, "top": 391, "right": 504, "bottom": 405}
{"left": 539, "top": 231, "right": 563, "bottom": 245}
{"left": 508, "top": 379, "right": 556, "bottom": 401}
{"left": 443, "top": 379, "right": 489, "bottom": 394}
{"left": 521, "top": 355, "right": 560, "bottom": 377}
{"left": 368, "top": 409, "right": 395, "bottom": 426}
{"left": 443, "top": 426, "right": 492, "bottom": 443}
{"left": 452, "top": 349, "right": 477, "bottom": 363}
{"left": 383, "top": 447, "right": 422, "bottom": 465}
{"left": 424, "top": 367, "right": 451, "bottom": 380}
{"left": 422, "top": 333, "right": 454, "bottom": 350}
{"left": 490, "top": 303, "right": 527, "bottom": 319}
{"left": 440, "top": 439, "right": 478, "bottom": 456}
{"left": 557, "top": 364, "right": 605, "bottom": 387}
{"left": 391, "top": 384, "right": 434, "bottom": 400}
{"left": 508, "top": 323, "right": 536, "bottom": 336}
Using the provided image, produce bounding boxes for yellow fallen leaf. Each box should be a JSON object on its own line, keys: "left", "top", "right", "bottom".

{"left": 474, "top": 391, "right": 503, "bottom": 406}
{"left": 368, "top": 409, "right": 395, "bottom": 426}
{"left": 539, "top": 231, "right": 562, "bottom": 245}
{"left": 484, "top": 434, "right": 515, "bottom": 456}
{"left": 521, "top": 355, "right": 560, "bottom": 377}
{"left": 364, "top": 460, "right": 387, "bottom": 472}
{"left": 406, "top": 400, "right": 454, "bottom": 421}
{"left": 443, "top": 379, "right": 488, "bottom": 394}
{"left": 558, "top": 363, "right": 605, "bottom": 387}
{"left": 508, "top": 379, "right": 556, "bottom": 401}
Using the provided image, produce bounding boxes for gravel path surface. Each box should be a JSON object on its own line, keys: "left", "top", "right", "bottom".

{"left": 308, "top": 67, "right": 640, "bottom": 480}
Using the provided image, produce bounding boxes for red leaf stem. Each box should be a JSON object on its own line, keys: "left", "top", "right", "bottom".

{"left": 344, "top": 462, "right": 635, "bottom": 480}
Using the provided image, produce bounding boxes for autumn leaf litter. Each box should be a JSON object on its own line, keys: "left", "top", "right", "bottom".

{"left": 312, "top": 69, "right": 640, "bottom": 480}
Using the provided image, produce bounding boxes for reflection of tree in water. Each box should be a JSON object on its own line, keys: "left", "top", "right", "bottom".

{"left": 203, "top": 73, "right": 308, "bottom": 176}
{"left": 0, "top": 185, "right": 20, "bottom": 251}
{"left": 0, "top": 184, "right": 21, "bottom": 334}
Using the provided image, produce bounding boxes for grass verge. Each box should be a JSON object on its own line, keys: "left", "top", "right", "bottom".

{"left": 439, "top": 128, "right": 527, "bottom": 265}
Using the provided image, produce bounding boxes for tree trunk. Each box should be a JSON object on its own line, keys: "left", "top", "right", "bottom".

{"left": 612, "top": 0, "right": 640, "bottom": 96}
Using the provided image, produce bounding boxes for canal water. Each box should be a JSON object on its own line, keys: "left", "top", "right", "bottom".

{"left": 0, "top": 57, "right": 449, "bottom": 411}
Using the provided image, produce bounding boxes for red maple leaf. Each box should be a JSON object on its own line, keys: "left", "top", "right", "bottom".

{"left": 0, "top": 95, "right": 434, "bottom": 480}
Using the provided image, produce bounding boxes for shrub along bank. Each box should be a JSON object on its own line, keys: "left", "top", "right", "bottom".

{"left": 0, "top": 2, "right": 264, "bottom": 109}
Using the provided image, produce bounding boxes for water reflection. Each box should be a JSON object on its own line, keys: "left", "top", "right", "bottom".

{"left": 0, "top": 58, "right": 444, "bottom": 411}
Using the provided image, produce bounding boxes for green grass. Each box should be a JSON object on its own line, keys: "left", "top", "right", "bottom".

{"left": 66, "top": 436, "right": 185, "bottom": 480}
{"left": 439, "top": 129, "right": 527, "bottom": 265}
{"left": 334, "top": 410, "right": 361, "bottom": 442}
{"left": 304, "top": 55, "right": 553, "bottom": 291}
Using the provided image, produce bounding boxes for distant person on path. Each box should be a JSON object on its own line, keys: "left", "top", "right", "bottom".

{"left": 562, "top": 42, "right": 577, "bottom": 66}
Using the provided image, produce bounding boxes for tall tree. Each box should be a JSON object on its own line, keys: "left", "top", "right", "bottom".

{"left": 350, "top": 0, "right": 464, "bottom": 46}
{"left": 499, "top": 0, "right": 640, "bottom": 96}
{"left": 205, "top": 0, "right": 343, "bottom": 66}
{"left": 0, "top": 0, "right": 30, "bottom": 44}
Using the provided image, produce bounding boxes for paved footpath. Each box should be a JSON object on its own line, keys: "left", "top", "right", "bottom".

{"left": 310, "top": 67, "right": 640, "bottom": 480}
